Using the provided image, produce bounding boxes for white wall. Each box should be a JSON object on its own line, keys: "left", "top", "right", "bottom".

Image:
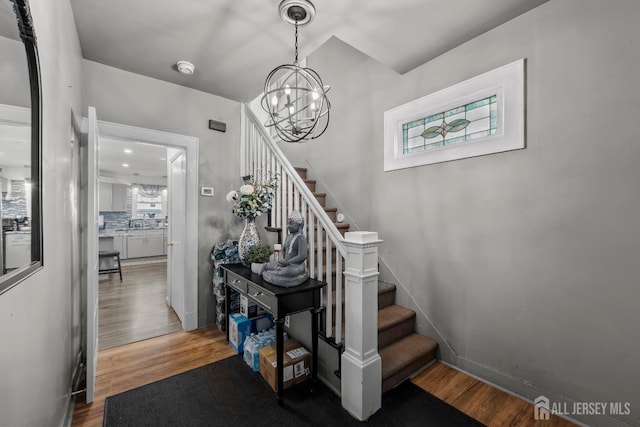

{"left": 0, "top": 0, "right": 84, "bottom": 425}
{"left": 82, "top": 61, "right": 244, "bottom": 326}
{"left": 280, "top": 1, "right": 640, "bottom": 425}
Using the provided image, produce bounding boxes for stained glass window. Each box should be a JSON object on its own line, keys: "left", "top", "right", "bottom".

{"left": 402, "top": 95, "right": 497, "bottom": 154}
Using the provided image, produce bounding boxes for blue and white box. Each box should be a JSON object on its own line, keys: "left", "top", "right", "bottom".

{"left": 229, "top": 313, "right": 252, "bottom": 353}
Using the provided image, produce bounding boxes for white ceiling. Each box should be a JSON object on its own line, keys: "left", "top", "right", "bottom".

{"left": 69, "top": 0, "right": 549, "bottom": 103}
{"left": 66, "top": 1, "right": 551, "bottom": 184}
{"left": 99, "top": 138, "right": 168, "bottom": 185}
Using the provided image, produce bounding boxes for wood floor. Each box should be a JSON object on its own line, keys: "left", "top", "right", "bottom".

{"left": 98, "top": 259, "right": 182, "bottom": 350}
{"left": 73, "top": 324, "right": 577, "bottom": 427}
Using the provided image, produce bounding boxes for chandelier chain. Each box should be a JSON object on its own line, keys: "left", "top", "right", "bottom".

{"left": 294, "top": 20, "right": 299, "bottom": 64}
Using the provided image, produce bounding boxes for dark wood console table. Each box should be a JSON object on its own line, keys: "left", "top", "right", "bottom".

{"left": 221, "top": 263, "right": 326, "bottom": 403}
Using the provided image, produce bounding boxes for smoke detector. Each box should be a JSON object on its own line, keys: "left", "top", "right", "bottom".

{"left": 176, "top": 60, "right": 195, "bottom": 75}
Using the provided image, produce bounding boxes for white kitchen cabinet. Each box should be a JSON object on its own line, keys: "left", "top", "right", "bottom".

{"left": 146, "top": 230, "right": 164, "bottom": 257}
{"left": 113, "top": 235, "right": 127, "bottom": 259}
{"left": 163, "top": 229, "right": 168, "bottom": 255}
{"left": 99, "top": 182, "right": 128, "bottom": 212}
{"left": 4, "top": 232, "right": 31, "bottom": 269}
{"left": 127, "top": 229, "right": 164, "bottom": 258}
{"left": 112, "top": 184, "right": 127, "bottom": 211}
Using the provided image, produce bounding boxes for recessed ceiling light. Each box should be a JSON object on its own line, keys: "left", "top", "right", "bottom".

{"left": 124, "top": 148, "right": 132, "bottom": 154}
{"left": 160, "top": 157, "right": 166, "bottom": 161}
{"left": 176, "top": 60, "right": 195, "bottom": 75}
{"left": 122, "top": 163, "right": 129, "bottom": 168}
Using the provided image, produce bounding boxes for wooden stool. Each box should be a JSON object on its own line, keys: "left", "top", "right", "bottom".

{"left": 99, "top": 250, "right": 122, "bottom": 281}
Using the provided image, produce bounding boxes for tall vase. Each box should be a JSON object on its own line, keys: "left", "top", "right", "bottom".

{"left": 238, "top": 216, "right": 260, "bottom": 263}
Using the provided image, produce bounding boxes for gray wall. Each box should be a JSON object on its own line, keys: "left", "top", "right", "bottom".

{"left": 280, "top": 1, "right": 640, "bottom": 425}
{"left": 82, "top": 61, "right": 243, "bottom": 327}
{"left": 0, "top": 0, "right": 85, "bottom": 425}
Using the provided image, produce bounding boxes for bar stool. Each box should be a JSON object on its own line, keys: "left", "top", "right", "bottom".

{"left": 98, "top": 250, "right": 123, "bottom": 281}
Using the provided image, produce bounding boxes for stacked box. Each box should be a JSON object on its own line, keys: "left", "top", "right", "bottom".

{"left": 229, "top": 313, "right": 274, "bottom": 354}
{"left": 240, "top": 294, "right": 268, "bottom": 319}
{"left": 259, "top": 339, "right": 312, "bottom": 391}
{"left": 229, "top": 313, "right": 251, "bottom": 353}
{"left": 243, "top": 328, "right": 276, "bottom": 372}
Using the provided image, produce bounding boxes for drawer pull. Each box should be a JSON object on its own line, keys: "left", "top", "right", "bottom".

{"left": 231, "top": 279, "right": 241, "bottom": 284}
{"left": 251, "top": 291, "right": 263, "bottom": 297}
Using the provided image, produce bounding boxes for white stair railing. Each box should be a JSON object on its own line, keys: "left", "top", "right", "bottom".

{"left": 241, "top": 104, "right": 345, "bottom": 344}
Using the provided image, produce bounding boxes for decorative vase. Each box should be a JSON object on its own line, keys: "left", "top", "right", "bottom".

{"left": 238, "top": 216, "right": 260, "bottom": 263}
{"left": 251, "top": 262, "right": 265, "bottom": 275}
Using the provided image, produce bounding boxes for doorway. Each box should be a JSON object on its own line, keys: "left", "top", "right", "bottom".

{"left": 86, "top": 116, "right": 199, "bottom": 334}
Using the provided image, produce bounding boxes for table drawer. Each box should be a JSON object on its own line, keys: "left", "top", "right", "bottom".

{"left": 246, "top": 282, "right": 275, "bottom": 312}
{"left": 226, "top": 272, "right": 247, "bottom": 293}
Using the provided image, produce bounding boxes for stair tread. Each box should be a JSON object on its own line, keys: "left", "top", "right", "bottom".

{"left": 378, "top": 281, "right": 396, "bottom": 295}
{"left": 379, "top": 333, "right": 438, "bottom": 380}
{"left": 378, "top": 304, "right": 415, "bottom": 331}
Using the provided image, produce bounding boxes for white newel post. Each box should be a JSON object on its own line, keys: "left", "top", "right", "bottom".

{"left": 341, "top": 231, "right": 383, "bottom": 421}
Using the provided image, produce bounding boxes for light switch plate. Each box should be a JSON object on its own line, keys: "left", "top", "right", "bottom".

{"left": 200, "top": 186, "right": 214, "bottom": 197}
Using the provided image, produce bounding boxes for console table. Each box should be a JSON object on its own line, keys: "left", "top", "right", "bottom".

{"left": 221, "top": 264, "right": 326, "bottom": 403}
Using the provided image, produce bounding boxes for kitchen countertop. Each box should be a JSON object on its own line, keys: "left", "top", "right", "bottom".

{"left": 4, "top": 230, "right": 32, "bottom": 235}
{"left": 99, "top": 227, "right": 167, "bottom": 237}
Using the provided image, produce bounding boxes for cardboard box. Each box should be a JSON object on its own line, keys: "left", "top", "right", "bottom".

{"left": 240, "top": 294, "right": 267, "bottom": 319}
{"left": 259, "top": 339, "right": 312, "bottom": 391}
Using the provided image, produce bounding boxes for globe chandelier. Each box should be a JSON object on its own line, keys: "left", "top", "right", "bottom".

{"left": 261, "top": 0, "right": 330, "bottom": 143}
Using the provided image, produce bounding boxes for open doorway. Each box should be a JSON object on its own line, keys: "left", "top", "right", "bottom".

{"left": 97, "top": 137, "right": 181, "bottom": 350}
{"left": 88, "top": 116, "right": 199, "bottom": 348}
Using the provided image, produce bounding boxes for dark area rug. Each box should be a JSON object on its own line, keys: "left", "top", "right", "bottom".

{"left": 103, "top": 355, "right": 484, "bottom": 427}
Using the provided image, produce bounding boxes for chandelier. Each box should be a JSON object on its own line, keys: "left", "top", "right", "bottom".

{"left": 261, "top": 0, "right": 330, "bottom": 143}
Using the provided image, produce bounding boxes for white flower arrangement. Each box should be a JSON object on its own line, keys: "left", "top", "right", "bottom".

{"left": 226, "top": 176, "right": 278, "bottom": 218}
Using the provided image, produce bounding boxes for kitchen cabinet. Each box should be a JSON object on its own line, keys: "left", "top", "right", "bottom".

{"left": 163, "top": 229, "right": 168, "bottom": 255}
{"left": 113, "top": 235, "right": 127, "bottom": 259}
{"left": 127, "top": 229, "right": 164, "bottom": 258}
{"left": 99, "top": 182, "right": 128, "bottom": 212}
{"left": 4, "top": 232, "right": 31, "bottom": 269}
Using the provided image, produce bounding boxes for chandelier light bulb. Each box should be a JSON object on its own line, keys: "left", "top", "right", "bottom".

{"left": 284, "top": 84, "right": 291, "bottom": 95}
{"left": 271, "top": 95, "right": 278, "bottom": 106}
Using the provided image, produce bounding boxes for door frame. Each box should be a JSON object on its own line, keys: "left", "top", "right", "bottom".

{"left": 82, "top": 118, "right": 199, "bottom": 331}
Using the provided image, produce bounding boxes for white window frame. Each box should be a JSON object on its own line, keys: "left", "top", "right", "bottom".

{"left": 384, "top": 58, "right": 525, "bottom": 171}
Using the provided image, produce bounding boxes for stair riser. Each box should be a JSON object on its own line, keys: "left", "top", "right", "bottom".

{"left": 378, "top": 316, "right": 414, "bottom": 349}
{"left": 305, "top": 180, "right": 316, "bottom": 192}
{"left": 324, "top": 209, "right": 337, "bottom": 222}
{"left": 382, "top": 349, "right": 437, "bottom": 393}
{"left": 378, "top": 290, "right": 395, "bottom": 310}
{"left": 295, "top": 167, "right": 307, "bottom": 179}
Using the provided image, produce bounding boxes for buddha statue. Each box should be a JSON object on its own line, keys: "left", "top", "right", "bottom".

{"left": 262, "top": 210, "right": 309, "bottom": 287}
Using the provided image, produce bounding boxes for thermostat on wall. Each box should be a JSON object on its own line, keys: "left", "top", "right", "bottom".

{"left": 200, "top": 186, "right": 214, "bottom": 197}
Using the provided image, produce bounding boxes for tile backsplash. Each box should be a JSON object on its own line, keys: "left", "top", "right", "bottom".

{"left": 2, "top": 180, "right": 28, "bottom": 218}
{"left": 100, "top": 211, "right": 165, "bottom": 229}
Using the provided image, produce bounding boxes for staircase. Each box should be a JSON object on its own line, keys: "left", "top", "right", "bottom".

{"left": 295, "top": 166, "right": 439, "bottom": 393}
{"left": 241, "top": 103, "right": 438, "bottom": 416}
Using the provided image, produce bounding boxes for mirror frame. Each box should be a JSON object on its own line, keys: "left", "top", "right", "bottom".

{"left": 0, "top": 0, "right": 43, "bottom": 294}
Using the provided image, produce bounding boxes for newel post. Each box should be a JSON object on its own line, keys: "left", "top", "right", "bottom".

{"left": 341, "top": 231, "right": 382, "bottom": 420}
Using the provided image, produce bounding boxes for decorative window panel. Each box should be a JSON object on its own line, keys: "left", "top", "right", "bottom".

{"left": 384, "top": 59, "right": 525, "bottom": 171}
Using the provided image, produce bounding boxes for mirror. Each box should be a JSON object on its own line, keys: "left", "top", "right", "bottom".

{"left": 0, "top": 0, "right": 42, "bottom": 294}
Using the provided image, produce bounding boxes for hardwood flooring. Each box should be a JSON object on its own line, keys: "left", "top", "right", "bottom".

{"left": 414, "top": 363, "right": 576, "bottom": 426}
{"left": 98, "top": 259, "right": 182, "bottom": 350}
{"left": 72, "top": 327, "right": 236, "bottom": 427}
{"left": 73, "top": 324, "right": 577, "bottom": 427}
